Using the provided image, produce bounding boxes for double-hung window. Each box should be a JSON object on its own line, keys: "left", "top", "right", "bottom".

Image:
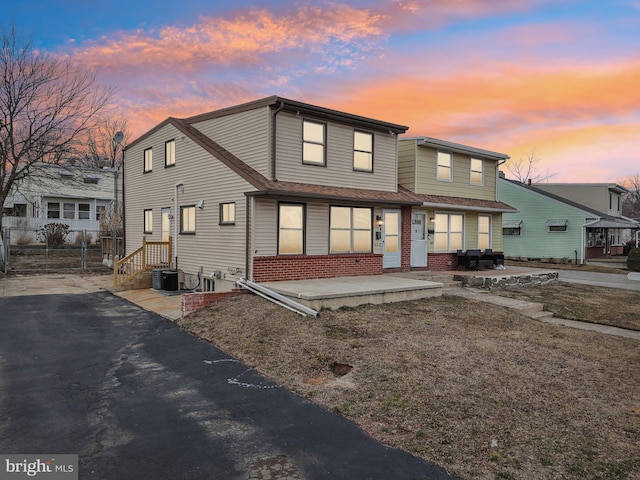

{"left": 78, "top": 203, "right": 90, "bottom": 220}
{"left": 437, "top": 151, "right": 452, "bottom": 181}
{"left": 220, "top": 202, "right": 235, "bottom": 225}
{"left": 330, "top": 206, "right": 372, "bottom": 253}
{"left": 144, "top": 148, "right": 153, "bottom": 172}
{"left": 144, "top": 209, "right": 153, "bottom": 233}
{"left": 278, "top": 203, "right": 305, "bottom": 254}
{"left": 180, "top": 206, "right": 196, "bottom": 234}
{"left": 470, "top": 158, "right": 483, "bottom": 185}
{"left": 47, "top": 202, "right": 60, "bottom": 219}
{"left": 434, "top": 212, "right": 464, "bottom": 251}
{"left": 302, "top": 120, "right": 326, "bottom": 166}
{"left": 165, "top": 140, "right": 175, "bottom": 167}
{"left": 63, "top": 202, "right": 75, "bottom": 220}
{"left": 353, "top": 131, "right": 373, "bottom": 172}
{"left": 478, "top": 214, "right": 491, "bottom": 250}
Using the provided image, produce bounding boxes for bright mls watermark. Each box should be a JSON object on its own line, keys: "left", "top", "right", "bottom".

{"left": 1, "top": 455, "right": 77, "bottom": 480}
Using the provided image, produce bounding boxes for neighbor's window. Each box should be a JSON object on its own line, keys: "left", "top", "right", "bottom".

{"left": 83, "top": 177, "right": 99, "bottom": 184}
{"left": 470, "top": 158, "right": 483, "bottom": 185}
{"left": 330, "top": 206, "right": 372, "bottom": 253}
{"left": 278, "top": 203, "right": 305, "bottom": 255}
{"left": 144, "top": 147, "right": 153, "bottom": 172}
{"left": 78, "top": 203, "right": 91, "bottom": 220}
{"left": 437, "top": 151, "right": 452, "bottom": 181}
{"left": 11, "top": 203, "right": 27, "bottom": 217}
{"left": 353, "top": 130, "right": 373, "bottom": 172}
{"left": 165, "top": 139, "right": 175, "bottom": 167}
{"left": 47, "top": 202, "right": 60, "bottom": 219}
{"left": 63, "top": 202, "right": 75, "bottom": 220}
{"left": 144, "top": 209, "right": 153, "bottom": 233}
{"left": 302, "top": 120, "right": 326, "bottom": 166}
{"left": 546, "top": 219, "right": 568, "bottom": 232}
{"left": 434, "top": 212, "right": 464, "bottom": 251}
{"left": 220, "top": 202, "right": 236, "bottom": 225}
{"left": 180, "top": 206, "right": 196, "bottom": 234}
{"left": 478, "top": 214, "right": 491, "bottom": 250}
{"left": 503, "top": 227, "right": 522, "bottom": 236}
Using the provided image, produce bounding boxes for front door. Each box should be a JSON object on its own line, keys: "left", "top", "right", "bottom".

{"left": 161, "top": 208, "right": 171, "bottom": 262}
{"left": 382, "top": 209, "right": 401, "bottom": 268}
{"left": 411, "top": 212, "right": 427, "bottom": 267}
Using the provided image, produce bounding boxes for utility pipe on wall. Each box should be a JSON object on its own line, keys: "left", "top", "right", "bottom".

{"left": 174, "top": 181, "right": 184, "bottom": 269}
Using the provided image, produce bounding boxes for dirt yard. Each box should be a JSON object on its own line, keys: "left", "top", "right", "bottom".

{"left": 178, "top": 284, "right": 640, "bottom": 480}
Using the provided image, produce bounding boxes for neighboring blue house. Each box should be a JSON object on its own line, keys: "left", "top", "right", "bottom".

{"left": 498, "top": 176, "right": 638, "bottom": 264}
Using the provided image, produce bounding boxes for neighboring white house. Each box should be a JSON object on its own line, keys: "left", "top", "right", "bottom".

{"left": 2, "top": 163, "right": 118, "bottom": 244}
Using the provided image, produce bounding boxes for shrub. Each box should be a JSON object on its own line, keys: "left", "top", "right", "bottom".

{"left": 628, "top": 248, "right": 640, "bottom": 272}
{"left": 38, "top": 223, "right": 70, "bottom": 247}
{"left": 16, "top": 232, "right": 34, "bottom": 245}
{"left": 73, "top": 232, "right": 93, "bottom": 245}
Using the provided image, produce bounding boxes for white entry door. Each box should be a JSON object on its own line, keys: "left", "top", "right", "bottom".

{"left": 411, "top": 212, "right": 427, "bottom": 267}
{"left": 382, "top": 209, "right": 401, "bottom": 268}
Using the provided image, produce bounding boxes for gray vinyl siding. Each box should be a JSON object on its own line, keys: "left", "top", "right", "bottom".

{"left": 192, "top": 106, "right": 271, "bottom": 177}
{"left": 273, "top": 111, "right": 398, "bottom": 191}
{"left": 125, "top": 122, "right": 256, "bottom": 279}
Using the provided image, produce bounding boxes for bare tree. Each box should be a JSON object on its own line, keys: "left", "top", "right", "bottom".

{"left": 0, "top": 23, "right": 115, "bottom": 229}
{"left": 72, "top": 113, "right": 129, "bottom": 169}
{"left": 619, "top": 173, "right": 640, "bottom": 218}
{"left": 505, "top": 147, "right": 557, "bottom": 184}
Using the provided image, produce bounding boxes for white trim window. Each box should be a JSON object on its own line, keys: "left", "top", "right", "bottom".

{"left": 353, "top": 130, "right": 373, "bottom": 172}
{"left": 47, "top": 202, "right": 60, "bottom": 219}
{"left": 63, "top": 202, "right": 75, "bottom": 220}
{"left": 278, "top": 203, "right": 305, "bottom": 254}
{"left": 502, "top": 220, "right": 522, "bottom": 236}
{"left": 302, "top": 120, "right": 326, "bottom": 166}
{"left": 478, "top": 214, "right": 491, "bottom": 250}
{"left": 470, "top": 158, "right": 483, "bottom": 185}
{"left": 78, "top": 203, "right": 90, "bottom": 220}
{"left": 436, "top": 151, "right": 452, "bottom": 182}
{"left": 434, "top": 212, "right": 464, "bottom": 251}
{"left": 165, "top": 139, "right": 175, "bottom": 167}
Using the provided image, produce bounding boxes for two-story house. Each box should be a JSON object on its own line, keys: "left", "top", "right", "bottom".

{"left": 123, "top": 96, "right": 426, "bottom": 289}
{"left": 2, "top": 163, "right": 116, "bottom": 244}
{"left": 397, "top": 137, "right": 517, "bottom": 270}
{"left": 498, "top": 178, "right": 638, "bottom": 263}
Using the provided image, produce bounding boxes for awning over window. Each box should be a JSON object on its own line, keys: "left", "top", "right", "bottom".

{"left": 502, "top": 219, "right": 523, "bottom": 228}
{"left": 546, "top": 219, "right": 568, "bottom": 227}
{"left": 83, "top": 173, "right": 102, "bottom": 179}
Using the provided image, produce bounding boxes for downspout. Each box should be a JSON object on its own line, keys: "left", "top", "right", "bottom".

{"left": 271, "top": 100, "right": 285, "bottom": 181}
{"left": 245, "top": 195, "right": 250, "bottom": 281}
{"left": 174, "top": 181, "right": 184, "bottom": 269}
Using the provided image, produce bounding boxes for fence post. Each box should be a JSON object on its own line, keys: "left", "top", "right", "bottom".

{"left": 2, "top": 227, "right": 10, "bottom": 273}
{"left": 142, "top": 236, "right": 147, "bottom": 270}
{"left": 81, "top": 229, "right": 87, "bottom": 271}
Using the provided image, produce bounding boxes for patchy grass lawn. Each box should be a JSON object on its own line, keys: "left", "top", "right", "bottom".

{"left": 178, "top": 290, "right": 640, "bottom": 480}
{"left": 494, "top": 283, "right": 640, "bottom": 331}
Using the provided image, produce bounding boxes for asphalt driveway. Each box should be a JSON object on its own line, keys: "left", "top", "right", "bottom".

{"left": 0, "top": 291, "right": 456, "bottom": 480}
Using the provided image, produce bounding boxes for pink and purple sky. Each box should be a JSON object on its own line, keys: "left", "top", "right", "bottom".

{"left": 7, "top": 0, "right": 640, "bottom": 182}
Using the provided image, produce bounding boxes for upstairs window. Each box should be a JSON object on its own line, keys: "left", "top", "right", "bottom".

{"left": 302, "top": 120, "right": 326, "bottom": 166}
{"left": 144, "top": 147, "right": 153, "bottom": 172}
{"left": 165, "top": 140, "right": 175, "bottom": 167}
{"left": 437, "top": 151, "right": 452, "bottom": 182}
{"left": 220, "top": 202, "right": 236, "bottom": 225}
{"left": 180, "top": 206, "right": 196, "bottom": 234}
{"left": 470, "top": 158, "right": 483, "bottom": 185}
{"left": 353, "top": 130, "right": 373, "bottom": 172}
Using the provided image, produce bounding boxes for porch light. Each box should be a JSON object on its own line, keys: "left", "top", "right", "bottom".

{"left": 375, "top": 215, "right": 383, "bottom": 227}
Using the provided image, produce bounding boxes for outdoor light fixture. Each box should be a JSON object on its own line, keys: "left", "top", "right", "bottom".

{"left": 375, "top": 215, "right": 383, "bottom": 227}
